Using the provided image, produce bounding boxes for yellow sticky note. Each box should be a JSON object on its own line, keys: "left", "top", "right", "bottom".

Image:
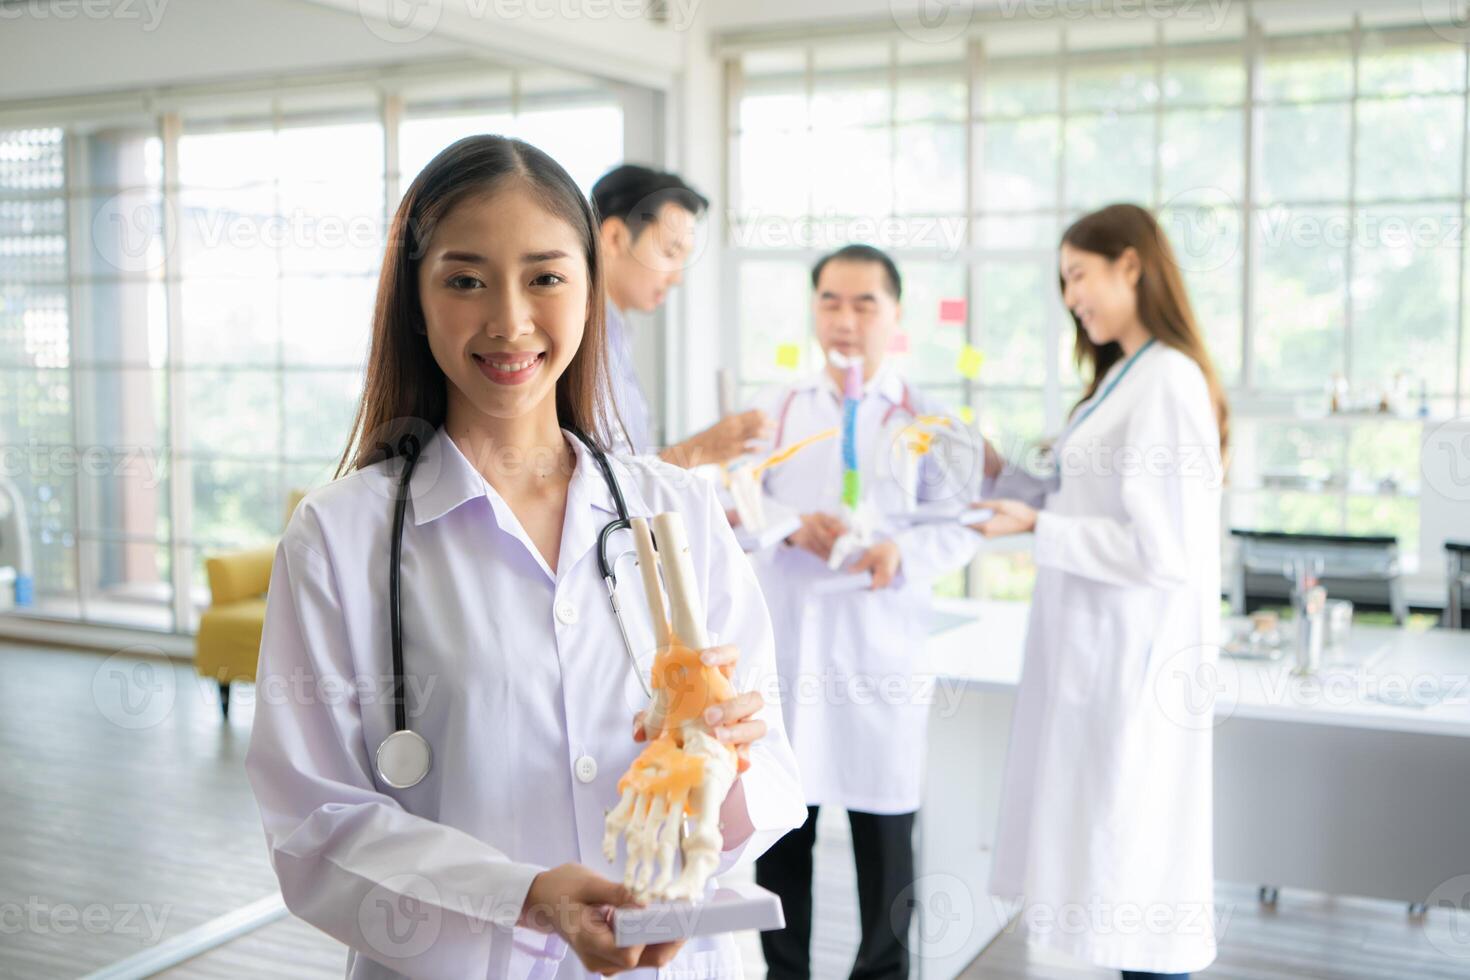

{"left": 958, "top": 405, "right": 975, "bottom": 425}
{"left": 775, "top": 343, "right": 801, "bottom": 369}
{"left": 957, "top": 345, "right": 985, "bottom": 379}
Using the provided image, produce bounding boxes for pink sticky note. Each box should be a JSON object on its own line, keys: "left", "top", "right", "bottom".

{"left": 939, "top": 298, "right": 967, "bottom": 323}
{"left": 887, "top": 332, "right": 910, "bottom": 353}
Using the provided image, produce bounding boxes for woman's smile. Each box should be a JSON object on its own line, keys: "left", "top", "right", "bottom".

{"left": 472, "top": 349, "right": 547, "bottom": 386}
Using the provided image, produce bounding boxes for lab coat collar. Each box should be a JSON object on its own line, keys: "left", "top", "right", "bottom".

{"left": 566, "top": 431, "right": 652, "bottom": 520}
{"left": 409, "top": 425, "right": 655, "bottom": 582}
{"left": 407, "top": 427, "right": 486, "bottom": 527}
{"left": 408, "top": 426, "right": 650, "bottom": 527}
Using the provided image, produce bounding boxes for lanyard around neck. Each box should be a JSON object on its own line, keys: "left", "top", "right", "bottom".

{"left": 1065, "top": 337, "right": 1156, "bottom": 437}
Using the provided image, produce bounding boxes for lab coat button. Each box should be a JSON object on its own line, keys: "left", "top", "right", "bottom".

{"left": 555, "top": 600, "right": 579, "bottom": 625}
{"left": 574, "top": 755, "right": 597, "bottom": 783}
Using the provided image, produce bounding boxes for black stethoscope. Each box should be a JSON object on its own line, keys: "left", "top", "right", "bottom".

{"left": 374, "top": 429, "right": 652, "bottom": 790}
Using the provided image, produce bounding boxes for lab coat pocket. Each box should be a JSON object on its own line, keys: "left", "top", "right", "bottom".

{"left": 826, "top": 584, "right": 913, "bottom": 671}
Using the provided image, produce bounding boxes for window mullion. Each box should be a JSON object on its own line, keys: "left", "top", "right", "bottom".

{"left": 161, "top": 111, "right": 191, "bottom": 633}
{"left": 1241, "top": 1, "right": 1260, "bottom": 393}
{"left": 1457, "top": 38, "right": 1470, "bottom": 414}
{"left": 1343, "top": 14, "right": 1361, "bottom": 389}
{"left": 62, "top": 130, "right": 88, "bottom": 620}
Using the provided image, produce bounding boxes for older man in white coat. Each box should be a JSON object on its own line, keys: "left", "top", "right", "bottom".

{"left": 746, "top": 245, "right": 981, "bottom": 980}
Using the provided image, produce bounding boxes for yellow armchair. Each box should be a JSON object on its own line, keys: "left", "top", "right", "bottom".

{"left": 195, "top": 491, "right": 306, "bottom": 719}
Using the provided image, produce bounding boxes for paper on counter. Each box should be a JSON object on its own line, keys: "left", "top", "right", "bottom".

{"left": 895, "top": 505, "right": 995, "bottom": 527}
{"left": 733, "top": 514, "right": 801, "bottom": 554}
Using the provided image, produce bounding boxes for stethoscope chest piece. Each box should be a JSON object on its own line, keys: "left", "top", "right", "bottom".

{"left": 376, "top": 728, "right": 432, "bottom": 789}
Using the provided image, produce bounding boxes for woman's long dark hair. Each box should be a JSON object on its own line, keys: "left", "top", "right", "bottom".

{"left": 336, "top": 135, "right": 617, "bottom": 477}
{"left": 1061, "top": 203, "right": 1230, "bottom": 455}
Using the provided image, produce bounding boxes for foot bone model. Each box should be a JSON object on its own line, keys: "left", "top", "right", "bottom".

{"left": 602, "top": 512, "right": 740, "bottom": 903}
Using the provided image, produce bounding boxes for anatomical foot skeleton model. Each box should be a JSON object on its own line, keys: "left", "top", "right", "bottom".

{"left": 602, "top": 512, "right": 741, "bottom": 903}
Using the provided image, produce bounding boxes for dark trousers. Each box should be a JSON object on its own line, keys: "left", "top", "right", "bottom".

{"left": 755, "top": 805, "right": 916, "bottom": 980}
{"left": 1122, "top": 973, "right": 1189, "bottom": 980}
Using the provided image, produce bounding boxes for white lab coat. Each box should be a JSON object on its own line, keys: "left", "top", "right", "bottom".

{"left": 747, "top": 367, "right": 980, "bottom": 814}
{"left": 244, "top": 427, "right": 807, "bottom": 980}
{"left": 986, "top": 343, "right": 1222, "bottom": 974}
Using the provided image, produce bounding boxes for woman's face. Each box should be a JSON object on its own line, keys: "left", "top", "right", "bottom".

{"left": 1059, "top": 241, "right": 1140, "bottom": 348}
{"left": 418, "top": 182, "right": 589, "bottom": 425}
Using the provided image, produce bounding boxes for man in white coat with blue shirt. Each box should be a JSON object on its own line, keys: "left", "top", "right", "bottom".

{"left": 745, "top": 245, "right": 981, "bottom": 980}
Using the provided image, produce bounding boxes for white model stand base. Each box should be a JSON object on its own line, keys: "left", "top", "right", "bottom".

{"left": 733, "top": 514, "right": 800, "bottom": 554}
{"left": 612, "top": 882, "right": 786, "bottom": 947}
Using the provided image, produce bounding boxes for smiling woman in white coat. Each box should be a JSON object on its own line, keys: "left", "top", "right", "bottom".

{"left": 242, "top": 135, "right": 806, "bottom": 980}
{"left": 971, "top": 204, "right": 1230, "bottom": 980}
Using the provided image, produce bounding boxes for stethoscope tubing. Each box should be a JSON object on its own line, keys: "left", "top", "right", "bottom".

{"left": 381, "top": 427, "right": 651, "bottom": 786}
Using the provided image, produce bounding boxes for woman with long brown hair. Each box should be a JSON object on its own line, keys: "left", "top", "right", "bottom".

{"left": 244, "top": 135, "right": 804, "bottom": 979}
{"left": 970, "top": 204, "right": 1229, "bottom": 979}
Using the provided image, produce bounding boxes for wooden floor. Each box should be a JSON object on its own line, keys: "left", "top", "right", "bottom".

{"left": 2, "top": 639, "right": 1467, "bottom": 979}
{"left": 0, "top": 641, "right": 343, "bottom": 978}
{"left": 964, "top": 882, "right": 1470, "bottom": 979}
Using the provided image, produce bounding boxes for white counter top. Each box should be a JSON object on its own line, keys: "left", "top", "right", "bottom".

{"left": 921, "top": 598, "right": 1470, "bottom": 739}
{"left": 920, "top": 598, "right": 1029, "bottom": 693}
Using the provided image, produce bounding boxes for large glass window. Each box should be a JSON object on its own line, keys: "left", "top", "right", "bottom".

{"left": 175, "top": 106, "right": 386, "bottom": 625}
{"left": 726, "top": 9, "right": 1469, "bottom": 592}
{"left": 1, "top": 66, "right": 625, "bottom": 632}
{"left": 398, "top": 70, "right": 624, "bottom": 198}
{"left": 1, "top": 128, "right": 77, "bottom": 615}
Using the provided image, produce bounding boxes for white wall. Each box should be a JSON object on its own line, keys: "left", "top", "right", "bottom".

{"left": 0, "top": 0, "right": 683, "bottom": 106}
{"left": 704, "top": 0, "right": 984, "bottom": 33}
{"left": 0, "top": 0, "right": 468, "bottom": 103}
{"left": 664, "top": 9, "right": 728, "bottom": 440}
